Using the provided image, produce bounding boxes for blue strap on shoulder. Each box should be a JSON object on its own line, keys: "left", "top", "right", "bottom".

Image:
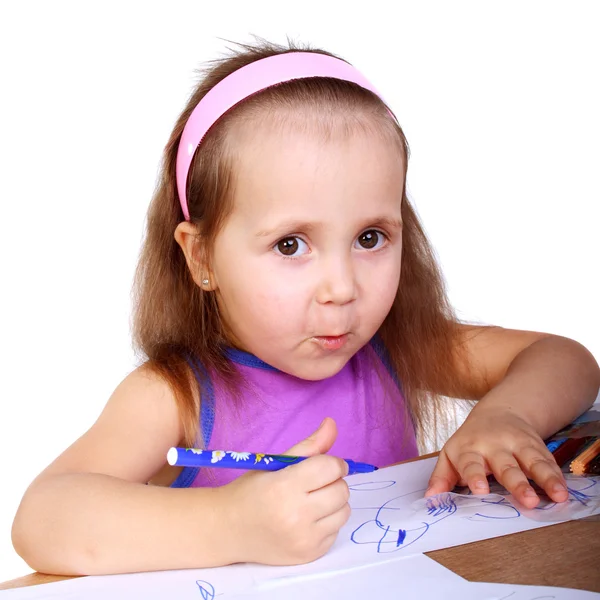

{"left": 171, "top": 357, "right": 216, "bottom": 488}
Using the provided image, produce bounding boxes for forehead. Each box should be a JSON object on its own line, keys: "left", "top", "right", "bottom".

{"left": 226, "top": 111, "right": 405, "bottom": 222}
{"left": 229, "top": 104, "right": 404, "bottom": 155}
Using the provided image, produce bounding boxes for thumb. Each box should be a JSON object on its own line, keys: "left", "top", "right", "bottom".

{"left": 284, "top": 417, "right": 338, "bottom": 457}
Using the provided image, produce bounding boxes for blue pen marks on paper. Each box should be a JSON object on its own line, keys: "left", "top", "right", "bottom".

{"left": 485, "top": 475, "right": 600, "bottom": 522}
{"left": 349, "top": 481, "right": 519, "bottom": 553}
{"left": 196, "top": 580, "right": 216, "bottom": 600}
{"left": 565, "top": 484, "right": 594, "bottom": 506}
{"left": 347, "top": 474, "right": 600, "bottom": 554}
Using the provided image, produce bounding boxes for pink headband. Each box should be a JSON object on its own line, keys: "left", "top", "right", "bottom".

{"left": 175, "top": 52, "right": 387, "bottom": 220}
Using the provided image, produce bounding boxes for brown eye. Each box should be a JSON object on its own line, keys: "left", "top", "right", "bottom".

{"left": 276, "top": 237, "right": 300, "bottom": 256}
{"left": 357, "top": 230, "right": 381, "bottom": 249}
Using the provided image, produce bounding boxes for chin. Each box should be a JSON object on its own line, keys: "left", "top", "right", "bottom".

{"left": 285, "top": 354, "right": 352, "bottom": 381}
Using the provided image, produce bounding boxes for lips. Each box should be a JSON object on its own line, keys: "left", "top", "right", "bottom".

{"left": 311, "top": 333, "right": 349, "bottom": 351}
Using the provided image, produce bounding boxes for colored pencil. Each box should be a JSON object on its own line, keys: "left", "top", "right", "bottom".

{"left": 586, "top": 453, "right": 600, "bottom": 475}
{"left": 570, "top": 438, "right": 600, "bottom": 475}
{"left": 552, "top": 436, "right": 593, "bottom": 468}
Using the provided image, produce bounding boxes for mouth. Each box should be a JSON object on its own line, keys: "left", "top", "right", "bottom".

{"left": 310, "top": 333, "right": 350, "bottom": 351}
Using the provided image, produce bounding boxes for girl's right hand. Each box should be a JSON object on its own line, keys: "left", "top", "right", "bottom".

{"left": 221, "top": 417, "right": 351, "bottom": 565}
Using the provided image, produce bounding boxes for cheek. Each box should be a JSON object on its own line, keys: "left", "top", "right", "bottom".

{"left": 252, "top": 275, "right": 308, "bottom": 321}
{"left": 225, "top": 260, "right": 309, "bottom": 329}
{"left": 362, "top": 253, "right": 401, "bottom": 314}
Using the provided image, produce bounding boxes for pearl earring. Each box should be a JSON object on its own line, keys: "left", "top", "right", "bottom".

{"left": 202, "top": 278, "right": 209, "bottom": 286}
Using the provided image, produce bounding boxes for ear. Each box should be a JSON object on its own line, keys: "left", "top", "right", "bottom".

{"left": 174, "top": 222, "right": 217, "bottom": 291}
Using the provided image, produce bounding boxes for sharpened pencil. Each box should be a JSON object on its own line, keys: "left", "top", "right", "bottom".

{"left": 570, "top": 437, "right": 600, "bottom": 475}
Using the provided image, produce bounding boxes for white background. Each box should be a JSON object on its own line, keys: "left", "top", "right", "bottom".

{"left": 1, "top": 0, "right": 598, "bottom": 583}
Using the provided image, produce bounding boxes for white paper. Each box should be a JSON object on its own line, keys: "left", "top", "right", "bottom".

{"left": 469, "top": 582, "right": 600, "bottom": 599}
{"left": 3, "top": 457, "right": 598, "bottom": 599}
{"left": 229, "top": 556, "right": 479, "bottom": 600}
{"left": 333, "top": 457, "right": 600, "bottom": 560}
{"left": 10, "top": 560, "right": 597, "bottom": 600}
{"left": 0, "top": 554, "right": 462, "bottom": 599}
{"left": 232, "top": 576, "right": 600, "bottom": 600}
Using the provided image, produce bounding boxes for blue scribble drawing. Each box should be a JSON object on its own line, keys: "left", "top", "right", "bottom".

{"left": 348, "top": 475, "right": 600, "bottom": 553}
{"left": 196, "top": 580, "right": 215, "bottom": 600}
{"left": 483, "top": 475, "right": 600, "bottom": 523}
{"left": 485, "top": 475, "right": 599, "bottom": 510}
{"left": 349, "top": 480, "right": 518, "bottom": 553}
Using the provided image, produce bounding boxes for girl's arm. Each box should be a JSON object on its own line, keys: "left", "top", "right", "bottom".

{"left": 11, "top": 368, "right": 350, "bottom": 574}
{"left": 11, "top": 367, "right": 233, "bottom": 574}
{"left": 426, "top": 326, "right": 600, "bottom": 506}
{"left": 455, "top": 326, "right": 598, "bottom": 437}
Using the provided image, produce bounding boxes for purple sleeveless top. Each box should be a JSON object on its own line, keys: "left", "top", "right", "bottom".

{"left": 171, "top": 341, "right": 418, "bottom": 488}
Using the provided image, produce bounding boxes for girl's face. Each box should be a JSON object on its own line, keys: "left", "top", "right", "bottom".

{"left": 211, "top": 117, "right": 405, "bottom": 380}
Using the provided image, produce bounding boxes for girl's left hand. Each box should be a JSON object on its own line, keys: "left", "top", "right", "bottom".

{"left": 425, "top": 405, "right": 570, "bottom": 508}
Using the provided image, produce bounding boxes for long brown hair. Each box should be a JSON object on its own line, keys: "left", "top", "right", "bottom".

{"left": 132, "top": 39, "right": 472, "bottom": 449}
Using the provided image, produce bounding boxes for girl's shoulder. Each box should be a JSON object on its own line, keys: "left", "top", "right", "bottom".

{"left": 36, "top": 363, "right": 188, "bottom": 487}
{"left": 104, "top": 363, "right": 188, "bottom": 439}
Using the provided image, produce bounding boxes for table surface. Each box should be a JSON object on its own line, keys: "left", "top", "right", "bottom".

{"left": 2, "top": 454, "right": 599, "bottom": 593}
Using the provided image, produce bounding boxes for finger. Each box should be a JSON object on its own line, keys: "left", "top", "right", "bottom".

{"left": 286, "top": 453, "right": 348, "bottom": 492}
{"left": 516, "top": 446, "right": 569, "bottom": 503}
{"left": 425, "top": 451, "right": 460, "bottom": 496}
{"left": 488, "top": 451, "right": 539, "bottom": 508}
{"left": 284, "top": 417, "right": 338, "bottom": 457}
{"left": 453, "top": 451, "right": 492, "bottom": 495}
{"left": 308, "top": 477, "right": 350, "bottom": 519}
{"left": 316, "top": 502, "right": 352, "bottom": 537}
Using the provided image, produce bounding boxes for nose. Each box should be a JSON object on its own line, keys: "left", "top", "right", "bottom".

{"left": 315, "top": 254, "right": 357, "bottom": 305}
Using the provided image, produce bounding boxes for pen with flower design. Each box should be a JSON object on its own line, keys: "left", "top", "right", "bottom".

{"left": 167, "top": 447, "right": 378, "bottom": 475}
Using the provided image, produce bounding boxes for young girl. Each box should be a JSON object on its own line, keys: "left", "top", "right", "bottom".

{"left": 11, "top": 40, "right": 599, "bottom": 576}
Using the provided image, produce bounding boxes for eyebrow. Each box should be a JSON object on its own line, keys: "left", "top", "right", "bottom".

{"left": 255, "top": 216, "right": 403, "bottom": 238}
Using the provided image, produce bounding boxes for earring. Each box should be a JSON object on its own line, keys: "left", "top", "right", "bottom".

{"left": 202, "top": 278, "right": 209, "bottom": 286}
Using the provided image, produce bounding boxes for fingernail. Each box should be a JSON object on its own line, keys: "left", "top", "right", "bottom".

{"left": 474, "top": 480, "right": 487, "bottom": 490}
{"left": 523, "top": 487, "right": 537, "bottom": 497}
{"left": 553, "top": 482, "right": 567, "bottom": 493}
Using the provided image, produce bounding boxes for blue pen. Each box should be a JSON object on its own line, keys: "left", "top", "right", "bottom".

{"left": 546, "top": 437, "right": 567, "bottom": 454}
{"left": 167, "top": 447, "right": 378, "bottom": 475}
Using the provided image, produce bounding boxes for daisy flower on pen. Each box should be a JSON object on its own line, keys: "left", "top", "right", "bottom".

{"left": 211, "top": 450, "right": 226, "bottom": 463}
{"left": 229, "top": 452, "right": 250, "bottom": 462}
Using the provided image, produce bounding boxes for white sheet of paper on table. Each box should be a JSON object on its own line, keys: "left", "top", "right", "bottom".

{"left": 243, "top": 457, "right": 599, "bottom": 586}
{"left": 230, "top": 572, "right": 600, "bottom": 600}
{"left": 330, "top": 456, "right": 600, "bottom": 562}
{"left": 0, "top": 553, "right": 463, "bottom": 599}
{"left": 14, "top": 557, "right": 597, "bottom": 600}
{"left": 468, "top": 582, "right": 600, "bottom": 599}
{"left": 3, "top": 456, "right": 598, "bottom": 599}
